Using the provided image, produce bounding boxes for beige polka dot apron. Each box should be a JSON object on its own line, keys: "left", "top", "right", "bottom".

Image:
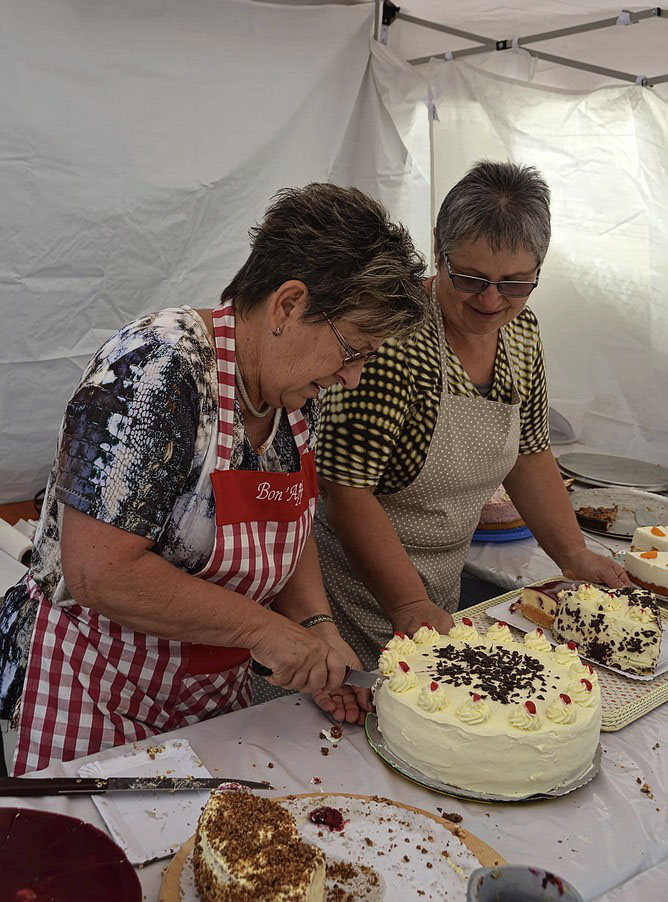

{"left": 314, "top": 282, "right": 522, "bottom": 669}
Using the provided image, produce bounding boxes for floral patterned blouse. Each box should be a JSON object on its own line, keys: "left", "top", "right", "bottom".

{"left": 0, "top": 306, "right": 318, "bottom": 721}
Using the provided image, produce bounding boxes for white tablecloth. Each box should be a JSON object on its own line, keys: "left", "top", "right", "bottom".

{"left": 2, "top": 693, "right": 666, "bottom": 901}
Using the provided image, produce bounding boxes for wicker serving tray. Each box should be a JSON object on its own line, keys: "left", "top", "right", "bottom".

{"left": 454, "top": 587, "right": 668, "bottom": 731}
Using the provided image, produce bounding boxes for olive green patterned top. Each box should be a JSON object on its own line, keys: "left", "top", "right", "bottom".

{"left": 317, "top": 304, "right": 550, "bottom": 494}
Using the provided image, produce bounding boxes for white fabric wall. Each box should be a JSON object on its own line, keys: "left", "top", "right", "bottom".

{"left": 0, "top": 0, "right": 374, "bottom": 503}
{"left": 429, "top": 51, "right": 668, "bottom": 465}
{"left": 330, "top": 41, "right": 432, "bottom": 260}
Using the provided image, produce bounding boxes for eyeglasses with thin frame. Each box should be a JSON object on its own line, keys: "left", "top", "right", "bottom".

{"left": 325, "top": 316, "right": 378, "bottom": 366}
{"left": 443, "top": 253, "right": 539, "bottom": 299}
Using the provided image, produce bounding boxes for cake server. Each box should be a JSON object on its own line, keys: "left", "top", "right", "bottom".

{"left": 0, "top": 776, "right": 274, "bottom": 796}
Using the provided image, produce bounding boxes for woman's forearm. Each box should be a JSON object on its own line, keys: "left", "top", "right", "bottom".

{"left": 320, "top": 479, "right": 429, "bottom": 618}
{"left": 503, "top": 448, "right": 586, "bottom": 568}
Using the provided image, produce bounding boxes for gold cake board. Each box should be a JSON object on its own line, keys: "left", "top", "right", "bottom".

{"left": 457, "top": 586, "right": 668, "bottom": 731}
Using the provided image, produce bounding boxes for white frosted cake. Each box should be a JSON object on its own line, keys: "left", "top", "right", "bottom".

{"left": 630, "top": 525, "right": 668, "bottom": 553}
{"left": 375, "top": 621, "right": 601, "bottom": 798}
{"left": 553, "top": 583, "right": 662, "bottom": 676}
{"left": 624, "top": 550, "right": 668, "bottom": 596}
{"left": 193, "top": 790, "right": 325, "bottom": 901}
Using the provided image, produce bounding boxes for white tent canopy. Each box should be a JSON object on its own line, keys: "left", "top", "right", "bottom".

{"left": 1, "top": 0, "right": 667, "bottom": 503}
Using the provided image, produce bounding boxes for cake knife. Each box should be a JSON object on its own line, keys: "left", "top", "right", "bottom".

{"left": 0, "top": 776, "right": 274, "bottom": 796}
{"left": 342, "top": 666, "right": 384, "bottom": 689}
{"left": 251, "top": 658, "right": 382, "bottom": 690}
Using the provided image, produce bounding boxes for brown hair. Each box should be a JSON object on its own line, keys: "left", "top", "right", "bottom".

{"left": 221, "top": 183, "right": 428, "bottom": 340}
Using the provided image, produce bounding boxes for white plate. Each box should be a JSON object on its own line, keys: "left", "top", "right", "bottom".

{"left": 176, "top": 794, "right": 483, "bottom": 901}
{"left": 569, "top": 486, "right": 668, "bottom": 539}
{"left": 78, "top": 739, "right": 212, "bottom": 865}
{"left": 484, "top": 599, "right": 668, "bottom": 682}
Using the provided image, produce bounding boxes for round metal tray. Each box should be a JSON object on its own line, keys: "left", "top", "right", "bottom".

{"left": 364, "top": 714, "right": 601, "bottom": 803}
{"left": 570, "top": 486, "right": 668, "bottom": 539}
{"left": 557, "top": 452, "right": 668, "bottom": 491}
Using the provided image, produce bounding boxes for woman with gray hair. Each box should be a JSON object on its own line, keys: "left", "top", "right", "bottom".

{"left": 315, "top": 161, "right": 629, "bottom": 669}
{"left": 0, "top": 183, "right": 428, "bottom": 773}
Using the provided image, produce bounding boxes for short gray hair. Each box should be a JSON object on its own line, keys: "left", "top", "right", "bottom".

{"left": 435, "top": 161, "right": 551, "bottom": 264}
{"left": 221, "top": 183, "right": 428, "bottom": 341}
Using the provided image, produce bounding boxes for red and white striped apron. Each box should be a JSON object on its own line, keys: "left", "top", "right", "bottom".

{"left": 14, "top": 303, "right": 317, "bottom": 774}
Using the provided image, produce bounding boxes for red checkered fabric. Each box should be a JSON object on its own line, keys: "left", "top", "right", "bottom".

{"left": 13, "top": 304, "right": 316, "bottom": 774}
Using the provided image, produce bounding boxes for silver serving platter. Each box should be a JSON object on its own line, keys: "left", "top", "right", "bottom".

{"left": 557, "top": 452, "right": 668, "bottom": 491}
{"left": 364, "top": 714, "right": 601, "bottom": 804}
{"left": 570, "top": 487, "right": 668, "bottom": 539}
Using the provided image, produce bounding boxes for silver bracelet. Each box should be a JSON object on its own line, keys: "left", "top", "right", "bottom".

{"left": 300, "top": 614, "right": 335, "bottom": 629}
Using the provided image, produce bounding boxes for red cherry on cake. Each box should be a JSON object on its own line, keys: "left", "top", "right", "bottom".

{"left": 559, "top": 693, "right": 572, "bottom": 705}
{"left": 535, "top": 628, "right": 543, "bottom": 635}
{"left": 420, "top": 621, "right": 433, "bottom": 629}
{"left": 585, "top": 664, "right": 594, "bottom": 674}
{"left": 398, "top": 661, "right": 410, "bottom": 673}
{"left": 580, "top": 678, "right": 593, "bottom": 691}
{"left": 430, "top": 681, "right": 439, "bottom": 691}
{"left": 497, "top": 620, "right": 507, "bottom": 627}
{"left": 524, "top": 700, "right": 537, "bottom": 715}
{"left": 462, "top": 617, "right": 473, "bottom": 627}
{"left": 394, "top": 631, "right": 406, "bottom": 639}
{"left": 567, "top": 641, "right": 577, "bottom": 651}
{"left": 472, "top": 693, "right": 481, "bottom": 702}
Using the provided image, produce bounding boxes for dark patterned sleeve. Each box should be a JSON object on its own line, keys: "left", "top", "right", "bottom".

{"left": 55, "top": 339, "right": 200, "bottom": 541}
{"left": 316, "top": 341, "right": 415, "bottom": 490}
{"left": 518, "top": 329, "right": 550, "bottom": 455}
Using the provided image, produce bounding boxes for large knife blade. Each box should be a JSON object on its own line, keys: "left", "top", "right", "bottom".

{"left": 343, "top": 666, "right": 384, "bottom": 689}
{"left": 0, "top": 776, "right": 274, "bottom": 797}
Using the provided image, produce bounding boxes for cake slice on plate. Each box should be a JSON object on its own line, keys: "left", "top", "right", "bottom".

{"left": 574, "top": 504, "right": 618, "bottom": 532}
{"left": 624, "top": 550, "right": 668, "bottom": 597}
{"left": 630, "top": 526, "right": 668, "bottom": 553}
{"left": 193, "top": 789, "right": 326, "bottom": 901}
{"left": 518, "top": 578, "right": 575, "bottom": 629}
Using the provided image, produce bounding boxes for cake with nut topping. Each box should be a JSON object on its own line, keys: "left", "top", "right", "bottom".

{"left": 374, "top": 621, "right": 601, "bottom": 798}
{"left": 193, "top": 789, "right": 325, "bottom": 901}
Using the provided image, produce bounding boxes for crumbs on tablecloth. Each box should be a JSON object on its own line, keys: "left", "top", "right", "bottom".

{"left": 641, "top": 782, "right": 654, "bottom": 799}
{"left": 146, "top": 745, "right": 165, "bottom": 760}
{"left": 267, "top": 762, "right": 274, "bottom": 768}
{"left": 320, "top": 747, "right": 330, "bottom": 756}
{"left": 310, "top": 776, "right": 322, "bottom": 785}
{"left": 653, "top": 742, "right": 660, "bottom": 750}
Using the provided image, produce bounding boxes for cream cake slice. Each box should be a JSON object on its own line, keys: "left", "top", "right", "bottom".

{"left": 624, "top": 550, "right": 668, "bottom": 596}
{"left": 630, "top": 526, "right": 668, "bottom": 554}
{"left": 553, "top": 583, "right": 662, "bottom": 676}
{"left": 518, "top": 578, "right": 575, "bottom": 629}
{"left": 193, "top": 790, "right": 326, "bottom": 901}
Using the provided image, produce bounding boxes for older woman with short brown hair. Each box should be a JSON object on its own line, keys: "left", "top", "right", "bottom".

{"left": 0, "top": 183, "right": 428, "bottom": 774}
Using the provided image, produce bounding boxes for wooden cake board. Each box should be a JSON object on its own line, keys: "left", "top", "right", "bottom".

{"left": 159, "top": 791, "right": 505, "bottom": 900}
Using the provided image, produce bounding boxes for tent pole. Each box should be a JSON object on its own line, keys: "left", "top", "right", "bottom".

{"left": 373, "top": 0, "right": 381, "bottom": 41}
